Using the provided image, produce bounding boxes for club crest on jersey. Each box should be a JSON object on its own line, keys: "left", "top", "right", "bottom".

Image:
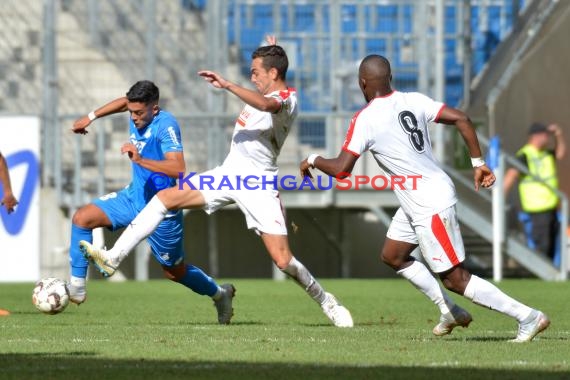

{"left": 130, "top": 133, "right": 148, "bottom": 153}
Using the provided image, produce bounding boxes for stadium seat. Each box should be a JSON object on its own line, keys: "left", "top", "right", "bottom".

{"left": 226, "top": 0, "right": 525, "bottom": 112}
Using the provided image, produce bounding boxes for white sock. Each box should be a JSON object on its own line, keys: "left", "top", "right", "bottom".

{"left": 463, "top": 275, "right": 534, "bottom": 322}
{"left": 211, "top": 286, "right": 223, "bottom": 301}
{"left": 108, "top": 195, "right": 168, "bottom": 264}
{"left": 397, "top": 260, "right": 455, "bottom": 315}
{"left": 70, "top": 276, "right": 86, "bottom": 288}
{"left": 282, "top": 257, "right": 327, "bottom": 305}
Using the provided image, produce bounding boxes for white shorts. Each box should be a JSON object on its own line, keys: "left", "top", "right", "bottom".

{"left": 386, "top": 205, "right": 465, "bottom": 273}
{"left": 188, "top": 166, "right": 287, "bottom": 235}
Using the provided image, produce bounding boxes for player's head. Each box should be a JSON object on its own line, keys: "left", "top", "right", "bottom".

{"left": 250, "top": 45, "right": 288, "bottom": 94}
{"left": 126, "top": 80, "right": 160, "bottom": 129}
{"left": 358, "top": 55, "right": 393, "bottom": 102}
{"left": 528, "top": 122, "right": 550, "bottom": 148}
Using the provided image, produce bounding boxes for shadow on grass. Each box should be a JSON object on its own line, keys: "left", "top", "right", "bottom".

{"left": 1, "top": 353, "right": 568, "bottom": 380}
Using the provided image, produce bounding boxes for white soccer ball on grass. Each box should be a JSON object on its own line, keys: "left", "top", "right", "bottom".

{"left": 32, "top": 277, "right": 70, "bottom": 314}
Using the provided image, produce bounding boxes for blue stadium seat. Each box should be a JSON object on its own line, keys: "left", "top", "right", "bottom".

{"left": 445, "top": 6, "right": 456, "bottom": 33}
{"left": 393, "top": 71, "right": 418, "bottom": 93}
{"left": 298, "top": 118, "right": 326, "bottom": 148}
{"left": 290, "top": 3, "right": 317, "bottom": 31}
{"left": 366, "top": 38, "right": 387, "bottom": 55}
{"left": 341, "top": 4, "right": 357, "bottom": 33}
{"left": 402, "top": 4, "right": 413, "bottom": 33}
{"left": 181, "top": 0, "right": 206, "bottom": 11}
{"left": 225, "top": 0, "right": 526, "bottom": 112}
{"left": 375, "top": 5, "right": 398, "bottom": 33}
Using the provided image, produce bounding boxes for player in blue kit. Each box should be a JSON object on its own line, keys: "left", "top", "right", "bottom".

{"left": 67, "top": 80, "right": 235, "bottom": 324}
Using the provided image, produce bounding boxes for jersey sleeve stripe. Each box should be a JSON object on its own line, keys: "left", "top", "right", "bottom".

{"left": 434, "top": 104, "right": 446, "bottom": 123}
{"left": 341, "top": 109, "right": 364, "bottom": 152}
{"left": 342, "top": 146, "right": 360, "bottom": 158}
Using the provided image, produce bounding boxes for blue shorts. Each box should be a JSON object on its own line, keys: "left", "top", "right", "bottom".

{"left": 92, "top": 189, "right": 184, "bottom": 267}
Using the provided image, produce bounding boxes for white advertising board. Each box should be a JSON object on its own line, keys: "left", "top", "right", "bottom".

{"left": 0, "top": 116, "right": 40, "bottom": 282}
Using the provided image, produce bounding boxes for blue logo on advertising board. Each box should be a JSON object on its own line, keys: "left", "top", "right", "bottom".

{"left": 0, "top": 150, "right": 39, "bottom": 235}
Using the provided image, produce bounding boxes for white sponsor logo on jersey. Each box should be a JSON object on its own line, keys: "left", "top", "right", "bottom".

{"left": 167, "top": 126, "right": 180, "bottom": 146}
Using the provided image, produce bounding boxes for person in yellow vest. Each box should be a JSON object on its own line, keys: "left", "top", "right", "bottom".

{"left": 504, "top": 122, "right": 566, "bottom": 263}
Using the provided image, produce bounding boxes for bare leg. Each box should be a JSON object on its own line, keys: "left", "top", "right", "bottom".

{"left": 261, "top": 233, "right": 326, "bottom": 304}
{"left": 260, "top": 233, "right": 353, "bottom": 327}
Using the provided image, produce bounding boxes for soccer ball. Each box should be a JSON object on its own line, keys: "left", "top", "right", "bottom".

{"left": 32, "top": 277, "right": 70, "bottom": 315}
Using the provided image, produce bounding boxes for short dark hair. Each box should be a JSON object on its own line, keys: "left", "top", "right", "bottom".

{"left": 528, "top": 122, "right": 548, "bottom": 135}
{"left": 126, "top": 80, "right": 159, "bottom": 104}
{"left": 252, "top": 45, "right": 289, "bottom": 81}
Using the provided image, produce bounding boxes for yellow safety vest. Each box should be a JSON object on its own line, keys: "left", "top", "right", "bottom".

{"left": 517, "top": 144, "right": 559, "bottom": 212}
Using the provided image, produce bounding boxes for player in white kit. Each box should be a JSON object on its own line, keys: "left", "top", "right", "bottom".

{"left": 80, "top": 36, "right": 353, "bottom": 328}
{"left": 300, "top": 54, "right": 549, "bottom": 342}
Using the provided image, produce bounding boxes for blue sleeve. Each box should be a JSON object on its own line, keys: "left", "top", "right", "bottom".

{"left": 157, "top": 116, "right": 184, "bottom": 154}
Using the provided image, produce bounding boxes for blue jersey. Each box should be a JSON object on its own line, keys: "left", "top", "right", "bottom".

{"left": 125, "top": 109, "right": 183, "bottom": 210}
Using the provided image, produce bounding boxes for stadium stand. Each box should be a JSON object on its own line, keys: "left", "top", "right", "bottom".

{"left": 0, "top": 1, "right": 524, "bottom": 155}
{"left": 227, "top": 1, "right": 522, "bottom": 111}
{"left": 0, "top": 0, "right": 527, "bottom": 198}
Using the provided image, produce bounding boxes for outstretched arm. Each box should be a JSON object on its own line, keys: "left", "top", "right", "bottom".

{"left": 437, "top": 106, "right": 495, "bottom": 190}
{"left": 72, "top": 97, "right": 129, "bottom": 135}
{"left": 197, "top": 71, "right": 282, "bottom": 113}
{"left": 300, "top": 150, "right": 359, "bottom": 180}
{"left": 0, "top": 152, "right": 18, "bottom": 213}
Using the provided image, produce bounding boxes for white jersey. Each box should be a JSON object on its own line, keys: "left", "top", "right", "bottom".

{"left": 343, "top": 90, "right": 457, "bottom": 222}
{"left": 223, "top": 88, "right": 298, "bottom": 176}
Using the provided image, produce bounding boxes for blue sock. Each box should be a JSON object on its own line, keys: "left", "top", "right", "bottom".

{"left": 178, "top": 264, "right": 219, "bottom": 297}
{"left": 70, "top": 224, "right": 92, "bottom": 278}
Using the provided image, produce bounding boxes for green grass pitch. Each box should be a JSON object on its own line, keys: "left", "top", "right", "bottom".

{"left": 0, "top": 279, "right": 568, "bottom": 379}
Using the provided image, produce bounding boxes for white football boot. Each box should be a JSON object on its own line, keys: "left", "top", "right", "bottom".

{"left": 321, "top": 292, "right": 354, "bottom": 328}
{"left": 433, "top": 304, "right": 472, "bottom": 336}
{"left": 511, "top": 310, "right": 550, "bottom": 342}
{"left": 79, "top": 240, "right": 117, "bottom": 277}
